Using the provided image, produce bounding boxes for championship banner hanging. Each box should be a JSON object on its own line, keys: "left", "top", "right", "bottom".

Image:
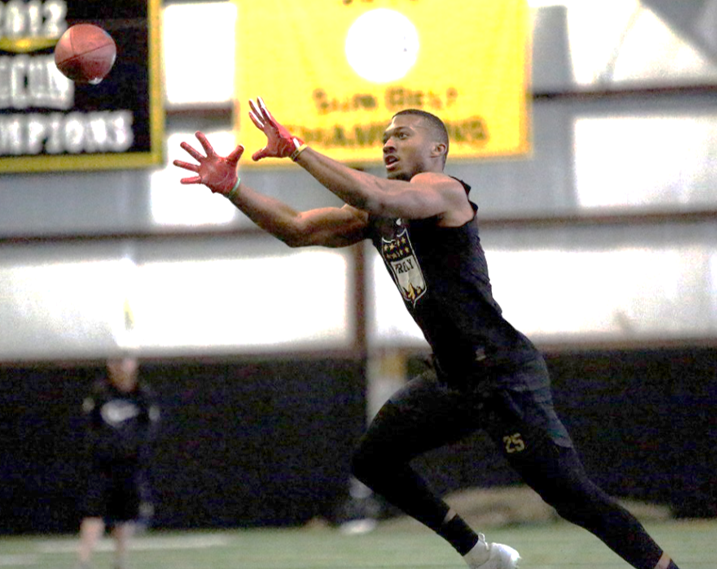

{"left": 235, "top": 0, "right": 530, "bottom": 166}
{"left": 0, "top": 0, "right": 163, "bottom": 173}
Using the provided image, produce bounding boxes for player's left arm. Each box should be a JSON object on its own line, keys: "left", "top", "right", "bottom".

{"left": 248, "top": 98, "right": 468, "bottom": 223}
{"left": 297, "top": 151, "right": 465, "bottom": 221}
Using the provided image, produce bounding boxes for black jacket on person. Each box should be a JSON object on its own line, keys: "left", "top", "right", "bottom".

{"left": 82, "top": 378, "right": 160, "bottom": 466}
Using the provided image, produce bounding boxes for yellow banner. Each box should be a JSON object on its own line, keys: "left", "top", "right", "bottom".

{"left": 235, "top": 0, "right": 530, "bottom": 166}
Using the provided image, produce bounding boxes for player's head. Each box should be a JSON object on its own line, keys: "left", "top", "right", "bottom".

{"left": 107, "top": 355, "right": 139, "bottom": 391}
{"left": 383, "top": 109, "right": 449, "bottom": 180}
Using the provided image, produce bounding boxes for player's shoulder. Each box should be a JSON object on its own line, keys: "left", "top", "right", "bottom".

{"left": 411, "top": 171, "right": 465, "bottom": 190}
{"left": 410, "top": 171, "right": 454, "bottom": 182}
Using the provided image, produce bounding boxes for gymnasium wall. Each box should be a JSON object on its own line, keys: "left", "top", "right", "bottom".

{"left": 4, "top": 5, "right": 717, "bottom": 360}
{"left": 2, "top": 1, "right": 717, "bottom": 534}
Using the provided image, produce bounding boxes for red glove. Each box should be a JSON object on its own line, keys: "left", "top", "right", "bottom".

{"left": 173, "top": 132, "right": 244, "bottom": 196}
{"left": 249, "top": 97, "right": 304, "bottom": 161}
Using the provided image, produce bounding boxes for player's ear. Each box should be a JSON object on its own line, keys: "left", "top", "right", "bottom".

{"left": 431, "top": 142, "right": 447, "bottom": 159}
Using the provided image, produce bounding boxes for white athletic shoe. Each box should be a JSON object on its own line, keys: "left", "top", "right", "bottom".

{"left": 463, "top": 533, "right": 520, "bottom": 569}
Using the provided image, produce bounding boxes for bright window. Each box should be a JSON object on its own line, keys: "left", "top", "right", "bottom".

{"left": 0, "top": 247, "right": 352, "bottom": 359}
{"left": 163, "top": 2, "right": 236, "bottom": 106}
{"left": 132, "top": 250, "right": 351, "bottom": 352}
{"left": 574, "top": 115, "right": 717, "bottom": 210}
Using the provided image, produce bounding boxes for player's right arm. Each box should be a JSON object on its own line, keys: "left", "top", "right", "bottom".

{"left": 231, "top": 191, "right": 368, "bottom": 248}
{"left": 173, "top": 132, "right": 368, "bottom": 248}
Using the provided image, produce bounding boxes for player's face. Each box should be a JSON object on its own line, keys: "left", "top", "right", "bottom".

{"left": 382, "top": 115, "right": 435, "bottom": 180}
{"left": 107, "top": 357, "right": 139, "bottom": 390}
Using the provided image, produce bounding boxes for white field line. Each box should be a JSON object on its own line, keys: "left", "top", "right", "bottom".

{"left": 0, "top": 556, "right": 37, "bottom": 567}
{"left": 36, "top": 534, "right": 231, "bottom": 554}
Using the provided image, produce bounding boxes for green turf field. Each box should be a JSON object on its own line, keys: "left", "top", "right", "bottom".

{"left": 0, "top": 518, "right": 714, "bottom": 569}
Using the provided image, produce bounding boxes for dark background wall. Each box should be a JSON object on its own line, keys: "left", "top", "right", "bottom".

{"left": 410, "top": 347, "right": 717, "bottom": 519}
{"left": 547, "top": 347, "right": 717, "bottom": 519}
{"left": 1, "top": 347, "right": 715, "bottom": 536}
{"left": 0, "top": 357, "right": 366, "bottom": 534}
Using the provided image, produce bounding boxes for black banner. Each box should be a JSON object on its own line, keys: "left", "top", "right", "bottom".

{"left": 0, "top": 0, "right": 163, "bottom": 172}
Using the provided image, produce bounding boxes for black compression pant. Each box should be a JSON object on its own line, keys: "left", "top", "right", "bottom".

{"left": 351, "top": 363, "right": 667, "bottom": 569}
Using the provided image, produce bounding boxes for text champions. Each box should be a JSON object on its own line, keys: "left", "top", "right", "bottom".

{"left": 0, "top": 0, "right": 135, "bottom": 158}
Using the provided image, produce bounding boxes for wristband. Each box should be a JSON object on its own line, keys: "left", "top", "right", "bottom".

{"left": 224, "top": 176, "right": 241, "bottom": 200}
{"left": 290, "top": 143, "right": 308, "bottom": 162}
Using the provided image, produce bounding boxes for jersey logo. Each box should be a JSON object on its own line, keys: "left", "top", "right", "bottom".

{"left": 380, "top": 225, "right": 427, "bottom": 306}
{"left": 101, "top": 400, "right": 140, "bottom": 426}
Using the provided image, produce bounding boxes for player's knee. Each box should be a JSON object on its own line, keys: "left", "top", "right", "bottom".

{"left": 551, "top": 498, "right": 591, "bottom": 526}
{"left": 548, "top": 489, "right": 618, "bottom": 528}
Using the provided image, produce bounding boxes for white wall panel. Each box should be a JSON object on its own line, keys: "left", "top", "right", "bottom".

{"left": 0, "top": 254, "right": 125, "bottom": 359}
{"left": 163, "top": 2, "right": 237, "bottom": 107}
{"left": 131, "top": 250, "right": 351, "bottom": 354}
{"left": 0, "top": 241, "right": 352, "bottom": 361}
{"left": 489, "top": 246, "right": 713, "bottom": 341}
{"left": 575, "top": 114, "right": 717, "bottom": 211}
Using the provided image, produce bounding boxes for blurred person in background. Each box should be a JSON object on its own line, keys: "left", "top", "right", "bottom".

{"left": 77, "top": 356, "right": 160, "bottom": 569}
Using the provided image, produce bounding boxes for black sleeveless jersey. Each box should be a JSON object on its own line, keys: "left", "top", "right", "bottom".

{"left": 367, "top": 179, "right": 539, "bottom": 379}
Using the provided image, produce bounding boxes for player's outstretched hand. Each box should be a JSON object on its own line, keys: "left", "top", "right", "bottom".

{"left": 249, "top": 97, "right": 304, "bottom": 161}
{"left": 173, "top": 132, "right": 244, "bottom": 196}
